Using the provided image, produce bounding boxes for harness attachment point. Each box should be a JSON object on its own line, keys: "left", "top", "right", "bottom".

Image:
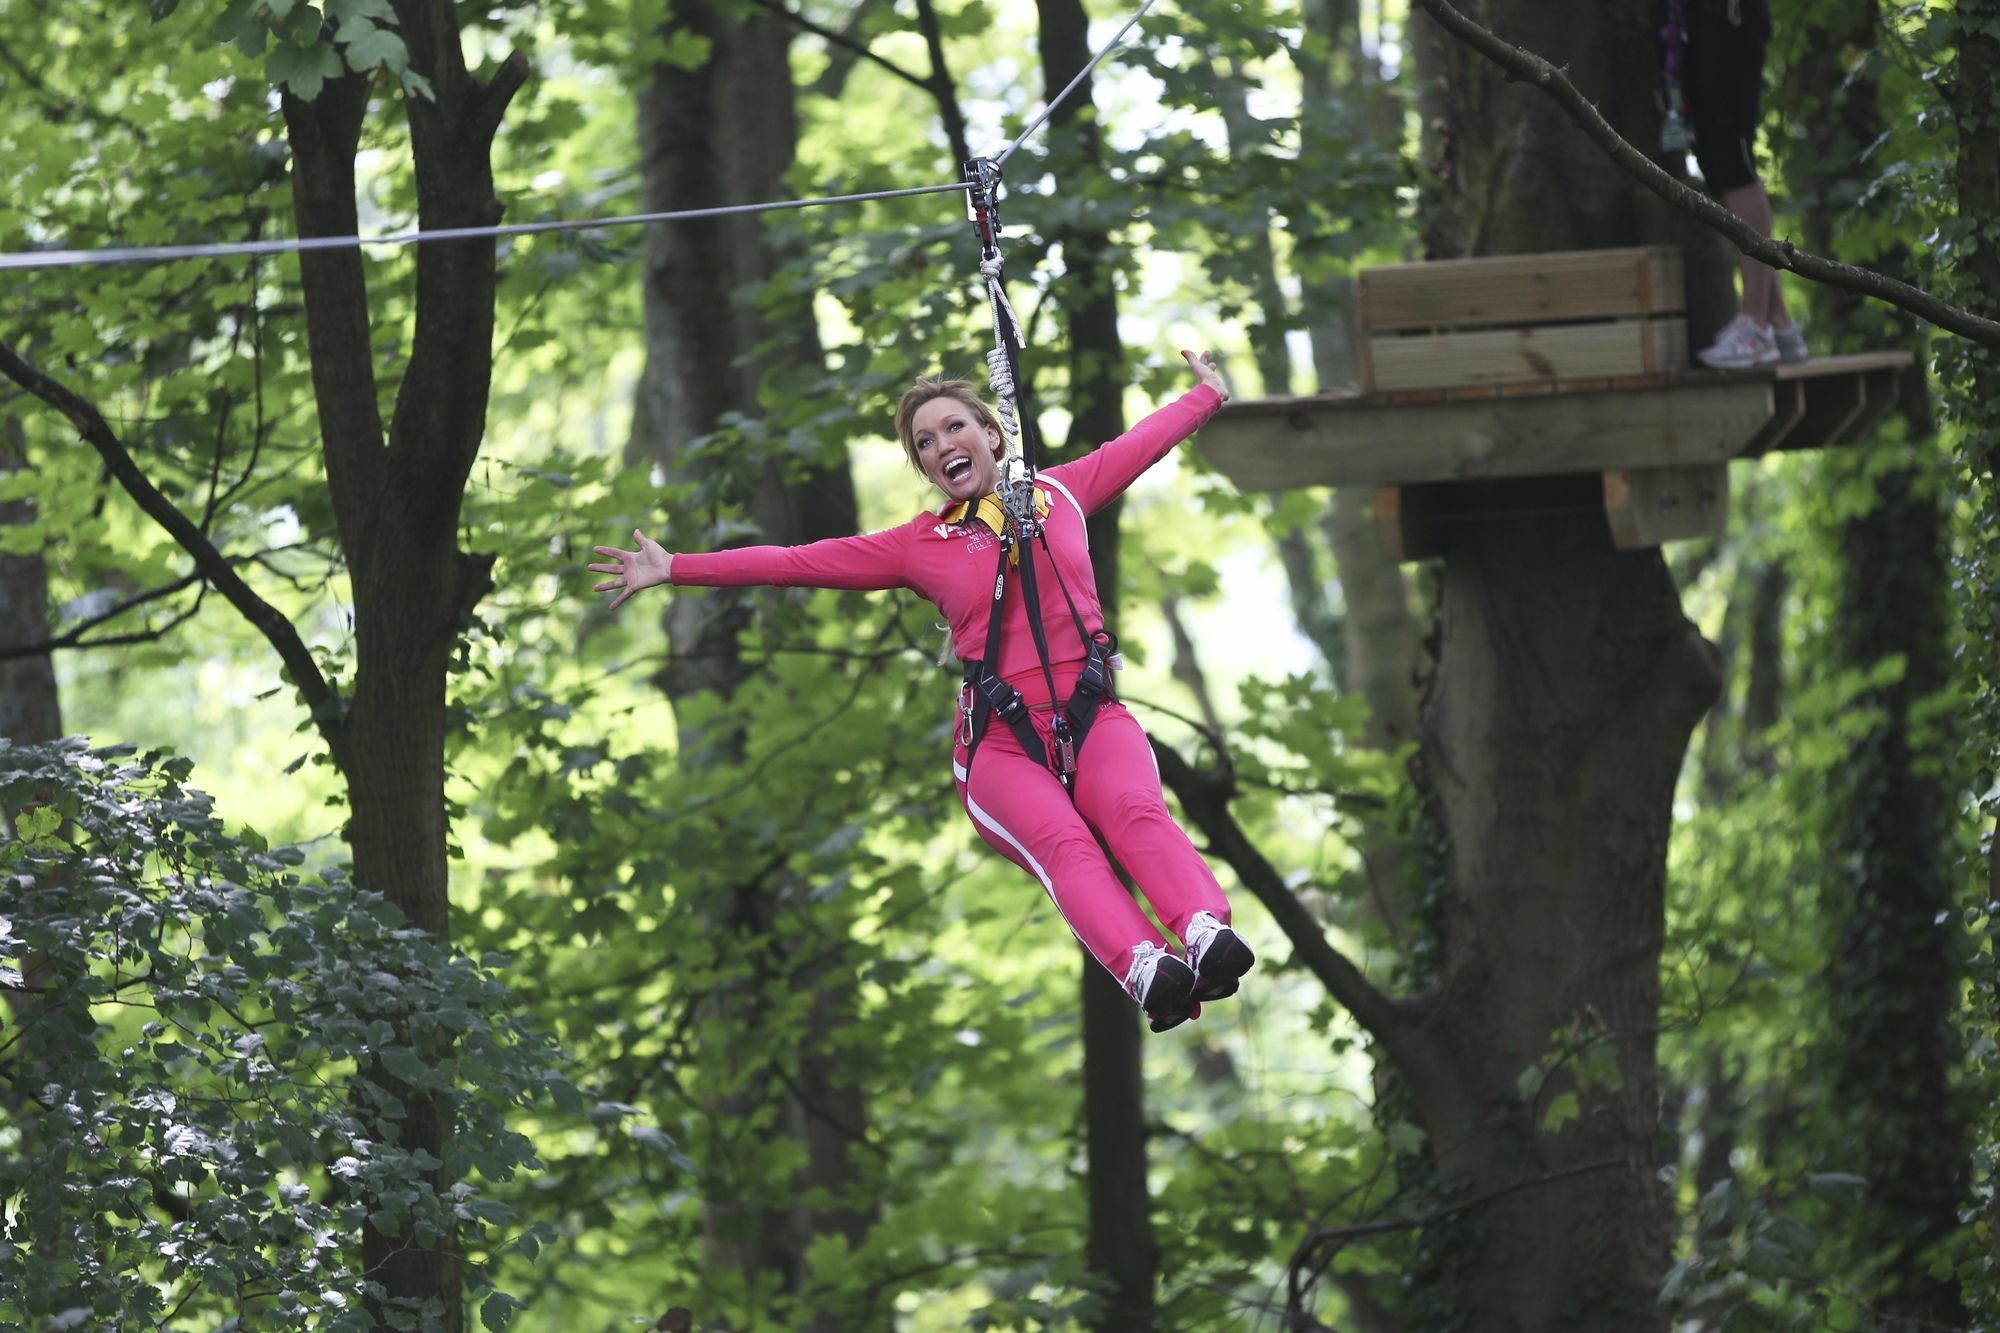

{"left": 963, "top": 157, "right": 1004, "bottom": 253}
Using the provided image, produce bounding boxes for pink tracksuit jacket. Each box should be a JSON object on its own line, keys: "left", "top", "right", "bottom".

{"left": 671, "top": 384, "right": 1233, "bottom": 981}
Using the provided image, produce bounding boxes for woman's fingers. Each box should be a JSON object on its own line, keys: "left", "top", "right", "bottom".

{"left": 589, "top": 531, "right": 667, "bottom": 611}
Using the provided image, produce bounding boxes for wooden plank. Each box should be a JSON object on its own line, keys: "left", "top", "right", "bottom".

{"left": 1773, "top": 350, "right": 1914, "bottom": 379}
{"left": 1800, "top": 372, "right": 1869, "bottom": 450}
{"left": 1374, "top": 485, "right": 1441, "bottom": 563}
{"left": 1364, "top": 318, "right": 1687, "bottom": 392}
{"left": 1740, "top": 378, "right": 1807, "bottom": 456}
{"left": 1602, "top": 464, "right": 1729, "bottom": 550}
{"left": 1357, "top": 248, "right": 1684, "bottom": 332}
{"left": 1847, "top": 364, "right": 1908, "bottom": 442}
{"left": 1195, "top": 380, "right": 1776, "bottom": 492}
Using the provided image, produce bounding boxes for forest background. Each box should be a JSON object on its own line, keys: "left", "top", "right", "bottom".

{"left": 2, "top": 0, "right": 1999, "bottom": 1329}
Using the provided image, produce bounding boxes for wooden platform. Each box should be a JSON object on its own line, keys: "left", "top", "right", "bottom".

{"left": 1195, "top": 352, "right": 1912, "bottom": 556}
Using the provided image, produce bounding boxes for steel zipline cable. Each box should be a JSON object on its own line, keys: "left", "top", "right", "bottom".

{"left": 995, "top": 0, "right": 1159, "bottom": 168}
{"left": 0, "top": 183, "right": 973, "bottom": 273}
{"left": 0, "top": 0, "right": 1160, "bottom": 274}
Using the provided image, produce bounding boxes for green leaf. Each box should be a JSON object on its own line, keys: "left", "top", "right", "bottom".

{"left": 480, "top": 1292, "right": 520, "bottom": 1331}
{"left": 326, "top": 0, "right": 394, "bottom": 20}
{"left": 16, "top": 804, "right": 60, "bottom": 840}
{"left": 339, "top": 25, "right": 407, "bottom": 75}
{"left": 267, "top": 40, "right": 343, "bottom": 101}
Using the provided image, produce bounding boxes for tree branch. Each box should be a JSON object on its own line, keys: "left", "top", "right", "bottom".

{"left": 385, "top": 0, "right": 512, "bottom": 515}
{"left": 0, "top": 341, "right": 345, "bottom": 760}
{"left": 744, "top": 0, "right": 932, "bottom": 99}
{"left": 280, "top": 73, "right": 386, "bottom": 551}
{"left": 1149, "top": 738, "right": 1412, "bottom": 1048}
{"left": 1406, "top": 0, "right": 2000, "bottom": 348}
{"left": 471, "top": 50, "right": 532, "bottom": 144}
{"left": 1295, "top": 1157, "right": 1625, "bottom": 1250}
{"left": 1286, "top": 1158, "right": 1627, "bottom": 1316}
{"left": 911, "top": 0, "right": 973, "bottom": 169}
{"left": 0, "top": 570, "right": 204, "bottom": 660}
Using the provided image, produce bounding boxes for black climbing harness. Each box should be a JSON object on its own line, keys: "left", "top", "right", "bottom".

{"left": 955, "top": 156, "right": 1119, "bottom": 795}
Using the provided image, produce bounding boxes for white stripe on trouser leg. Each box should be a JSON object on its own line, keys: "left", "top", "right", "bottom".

{"left": 957, "top": 776, "right": 1099, "bottom": 963}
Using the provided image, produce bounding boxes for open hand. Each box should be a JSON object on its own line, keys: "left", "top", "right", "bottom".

{"left": 589, "top": 529, "right": 673, "bottom": 611}
{"left": 1182, "top": 348, "right": 1230, "bottom": 403}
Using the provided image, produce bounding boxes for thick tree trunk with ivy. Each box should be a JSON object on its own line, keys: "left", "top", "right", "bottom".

{"left": 1946, "top": 2, "right": 2000, "bottom": 1320}
{"left": 1791, "top": 9, "right": 1968, "bottom": 1322}
{"left": 1396, "top": 3, "right": 1724, "bottom": 1324}
{"left": 625, "top": 3, "right": 869, "bottom": 1323}
{"left": 1030, "top": 0, "right": 1156, "bottom": 1326}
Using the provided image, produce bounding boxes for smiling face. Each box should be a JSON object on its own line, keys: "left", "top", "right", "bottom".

{"left": 908, "top": 395, "right": 1005, "bottom": 504}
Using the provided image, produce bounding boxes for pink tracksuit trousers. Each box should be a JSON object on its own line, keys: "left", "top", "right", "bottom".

{"left": 670, "top": 384, "right": 1235, "bottom": 986}
{"left": 953, "top": 697, "right": 1229, "bottom": 978}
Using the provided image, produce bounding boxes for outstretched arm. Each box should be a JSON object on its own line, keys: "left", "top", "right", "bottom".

{"left": 589, "top": 524, "right": 912, "bottom": 611}
{"left": 1046, "top": 349, "right": 1230, "bottom": 516}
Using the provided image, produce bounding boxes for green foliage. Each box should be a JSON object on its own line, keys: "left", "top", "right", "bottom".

{"left": 0, "top": 739, "right": 577, "bottom": 1329}
{"left": 12, "top": 0, "right": 2000, "bottom": 1328}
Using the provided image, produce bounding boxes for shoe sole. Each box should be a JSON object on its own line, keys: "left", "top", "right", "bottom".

{"left": 1192, "top": 931, "right": 1254, "bottom": 1004}
{"left": 1143, "top": 959, "right": 1196, "bottom": 1033}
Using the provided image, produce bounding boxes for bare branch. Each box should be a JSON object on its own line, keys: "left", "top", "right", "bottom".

{"left": 745, "top": 0, "right": 933, "bottom": 97}
{"left": 0, "top": 570, "right": 203, "bottom": 660}
{"left": 1149, "top": 737, "right": 1415, "bottom": 1048}
{"left": 1296, "top": 1157, "right": 1625, "bottom": 1249}
{"left": 910, "top": 0, "right": 973, "bottom": 169}
{"left": 0, "top": 341, "right": 345, "bottom": 760}
{"left": 472, "top": 50, "right": 532, "bottom": 144}
{"left": 1286, "top": 1159, "right": 1626, "bottom": 1316}
{"left": 1406, "top": 0, "right": 2000, "bottom": 348}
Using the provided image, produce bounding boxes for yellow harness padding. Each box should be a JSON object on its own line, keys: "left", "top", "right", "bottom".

{"left": 942, "top": 490, "right": 1050, "bottom": 565}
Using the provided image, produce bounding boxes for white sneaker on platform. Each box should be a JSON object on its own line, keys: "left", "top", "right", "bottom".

{"left": 1773, "top": 321, "right": 1808, "bottom": 365}
{"left": 1697, "top": 314, "right": 1779, "bottom": 370}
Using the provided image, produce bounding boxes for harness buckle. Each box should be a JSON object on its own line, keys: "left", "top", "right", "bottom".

{"left": 997, "top": 468, "right": 1040, "bottom": 538}
{"left": 963, "top": 157, "right": 1003, "bottom": 252}
{"left": 1074, "top": 631, "right": 1118, "bottom": 700}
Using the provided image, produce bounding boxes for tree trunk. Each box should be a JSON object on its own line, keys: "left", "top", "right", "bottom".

{"left": 626, "top": 4, "right": 869, "bottom": 1323}
{"left": 1402, "top": 3, "right": 1725, "bottom": 1325}
{"left": 0, "top": 411, "right": 64, "bottom": 1282}
{"left": 0, "top": 416, "right": 61, "bottom": 745}
{"left": 282, "top": 7, "right": 527, "bottom": 1321}
{"left": 1946, "top": 0, "right": 2000, "bottom": 1317}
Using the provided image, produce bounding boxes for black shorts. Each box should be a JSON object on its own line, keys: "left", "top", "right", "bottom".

{"left": 1682, "top": 0, "right": 1769, "bottom": 193}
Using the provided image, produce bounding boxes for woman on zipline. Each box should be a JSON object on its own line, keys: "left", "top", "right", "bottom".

{"left": 589, "top": 349, "right": 1254, "bottom": 1032}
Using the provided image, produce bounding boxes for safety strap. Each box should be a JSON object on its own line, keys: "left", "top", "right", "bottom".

{"left": 958, "top": 490, "right": 1120, "bottom": 793}
{"left": 956, "top": 155, "right": 1117, "bottom": 794}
